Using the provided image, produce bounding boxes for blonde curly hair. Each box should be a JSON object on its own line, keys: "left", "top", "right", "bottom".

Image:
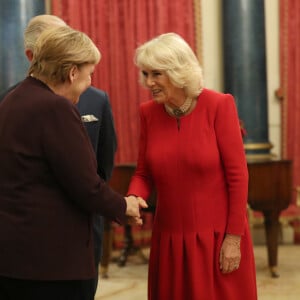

{"left": 135, "top": 32, "right": 203, "bottom": 98}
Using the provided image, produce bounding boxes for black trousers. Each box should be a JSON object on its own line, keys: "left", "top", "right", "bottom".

{"left": 0, "top": 276, "right": 94, "bottom": 300}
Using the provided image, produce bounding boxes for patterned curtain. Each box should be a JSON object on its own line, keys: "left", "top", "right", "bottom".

{"left": 278, "top": 0, "right": 300, "bottom": 242}
{"left": 279, "top": 0, "right": 300, "bottom": 205}
{"left": 51, "top": 0, "right": 197, "bottom": 164}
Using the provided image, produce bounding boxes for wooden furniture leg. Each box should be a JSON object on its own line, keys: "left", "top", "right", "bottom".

{"left": 263, "top": 210, "right": 281, "bottom": 278}
{"left": 99, "top": 218, "right": 113, "bottom": 278}
{"left": 117, "top": 224, "right": 148, "bottom": 267}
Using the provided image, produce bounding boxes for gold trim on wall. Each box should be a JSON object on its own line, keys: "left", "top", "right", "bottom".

{"left": 244, "top": 142, "right": 273, "bottom": 150}
{"left": 45, "top": 0, "right": 51, "bottom": 14}
{"left": 246, "top": 153, "right": 277, "bottom": 161}
{"left": 194, "top": 0, "right": 202, "bottom": 65}
{"left": 245, "top": 142, "right": 276, "bottom": 161}
{"left": 296, "top": 186, "right": 300, "bottom": 207}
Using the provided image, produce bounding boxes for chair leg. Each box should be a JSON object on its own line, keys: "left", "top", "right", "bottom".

{"left": 117, "top": 224, "right": 148, "bottom": 267}
{"left": 117, "top": 224, "right": 133, "bottom": 267}
{"left": 99, "top": 219, "right": 113, "bottom": 278}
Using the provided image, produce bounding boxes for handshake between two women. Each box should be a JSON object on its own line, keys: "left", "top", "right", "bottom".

{"left": 124, "top": 195, "right": 148, "bottom": 225}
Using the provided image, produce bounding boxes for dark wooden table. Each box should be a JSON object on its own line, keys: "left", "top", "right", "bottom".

{"left": 247, "top": 159, "right": 293, "bottom": 277}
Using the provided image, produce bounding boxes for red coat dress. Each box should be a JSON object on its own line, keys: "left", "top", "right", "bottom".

{"left": 128, "top": 89, "right": 257, "bottom": 300}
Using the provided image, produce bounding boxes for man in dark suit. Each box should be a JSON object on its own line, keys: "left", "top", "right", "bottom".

{"left": 77, "top": 87, "right": 117, "bottom": 288}
{"left": 0, "top": 14, "right": 117, "bottom": 295}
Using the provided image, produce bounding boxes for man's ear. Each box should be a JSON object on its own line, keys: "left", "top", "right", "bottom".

{"left": 69, "top": 65, "right": 79, "bottom": 83}
{"left": 25, "top": 49, "right": 33, "bottom": 62}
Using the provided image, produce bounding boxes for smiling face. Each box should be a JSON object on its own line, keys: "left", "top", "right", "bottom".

{"left": 141, "top": 68, "right": 184, "bottom": 107}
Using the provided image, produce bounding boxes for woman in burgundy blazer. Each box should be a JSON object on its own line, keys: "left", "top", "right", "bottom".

{"left": 0, "top": 26, "right": 145, "bottom": 300}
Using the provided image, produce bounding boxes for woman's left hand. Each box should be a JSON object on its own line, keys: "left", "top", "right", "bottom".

{"left": 219, "top": 234, "right": 241, "bottom": 274}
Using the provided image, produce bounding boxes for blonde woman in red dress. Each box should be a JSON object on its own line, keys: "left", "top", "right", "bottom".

{"left": 127, "top": 32, "right": 257, "bottom": 300}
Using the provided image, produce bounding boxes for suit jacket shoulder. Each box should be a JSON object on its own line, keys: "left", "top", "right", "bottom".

{"left": 76, "top": 86, "right": 117, "bottom": 181}
{"left": 0, "top": 83, "right": 19, "bottom": 103}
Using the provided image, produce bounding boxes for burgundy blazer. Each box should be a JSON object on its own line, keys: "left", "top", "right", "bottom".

{"left": 0, "top": 77, "right": 126, "bottom": 280}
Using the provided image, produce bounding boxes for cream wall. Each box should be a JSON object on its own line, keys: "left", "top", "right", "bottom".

{"left": 200, "top": 0, "right": 281, "bottom": 157}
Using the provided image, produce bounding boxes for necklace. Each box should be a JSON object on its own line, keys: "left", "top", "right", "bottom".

{"left": 165, "top": 97, "right": 193, "bottom": 118}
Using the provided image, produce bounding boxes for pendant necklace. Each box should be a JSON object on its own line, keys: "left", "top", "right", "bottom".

{"left": 164, "top": 97, "right": 193, "bottom": 118}
{"left": 164, "top": 97, "right": 194, "bottom": 130}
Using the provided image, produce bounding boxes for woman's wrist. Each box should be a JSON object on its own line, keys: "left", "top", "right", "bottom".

{"left": 224, "top": 234, "right": 241, "bottom": 248}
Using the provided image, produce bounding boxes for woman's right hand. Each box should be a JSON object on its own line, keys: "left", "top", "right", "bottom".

{"left": 124, "top": 195, "right": 148, "bottom": 222}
